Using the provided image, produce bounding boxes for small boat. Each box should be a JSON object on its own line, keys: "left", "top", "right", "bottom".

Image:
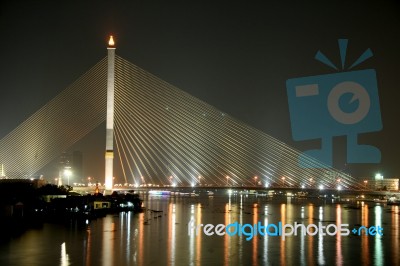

{"left": 387, "top": 197, "right": 400, "bottom": 205}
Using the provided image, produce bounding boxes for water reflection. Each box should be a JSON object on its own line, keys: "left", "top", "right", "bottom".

{"left": 135, "top": 211, "right": 144, "bottom": 265}
{"left": 318, "top": 206, "right": 325, "bottom": 265}
{"left": 280, "top": 203, "right": 286, "bottom": 266}
{"left": 84, "top": 225, "right": 91, "bottom": 265}
{"left": 299, "top": 206, "right": 305, "bottom": 265}
{"left": 391, "top": 206, "right": 399, "bottom": 263}
{"left": 263, "top": 205, "right": 269, "bottom": 264}
{"left": 308, "top": 204, "right": 314, "bottom": 264}
{"left": 1, "top": 195, "right": 399, "bottom": 265}
{"left": 224, "top": 197, "right": 230, "bottom": 265}
{"left": 374, "top": 206, "right": 383, "bottom": 265}
{"left": 335, "top": 204, "right": 343, "bottom": 265}
{"left": 60, "top": 242, "right": 70, "bottom": 266}
{"left": 361, "top": 204, "right": 369, "bottom": 265}
{"left": 167, "top": 203, "right": 176, "bottom": 265}
{"left": 102, "top": 216, "right": 114, "bottom": 265}
{"left": 196, "top": 203, "right": 202, "bottom": 266}
{"left": 188, "top": 203, "right": 203, "bottom": 266}
{"left": 252, "top": 203, "right": 258, "bottom": 265}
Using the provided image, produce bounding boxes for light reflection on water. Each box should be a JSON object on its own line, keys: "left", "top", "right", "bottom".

{"left": 280, "top": 203, "right": 286, "bottom": 266}
{"left": 375, "top": 206, "right": 383, "bottom": 265}
{"left": 318, "top": 206, "right": 325, "bottom": 265}
{"left": 307, "top": 204, "right": 314, "bottom": 265}
{"left": 335, "top": 204, "right": 343, "bottom": 265}
{"left": 60, "top": 242, "right": 69, "bottom": 266}
{"left": 0, "top": 194, "right": 399, "bottom": 265}
{"left": 392, "top": 205, "right": 399, "bottom": 263}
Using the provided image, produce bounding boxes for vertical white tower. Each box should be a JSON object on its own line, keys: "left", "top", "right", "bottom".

{"left": 105, "top": 35, "right": 115, "bottom": 190}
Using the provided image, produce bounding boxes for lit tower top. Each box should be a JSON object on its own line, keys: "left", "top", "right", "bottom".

{"left": 108, "top": 35, "right": 115, "bottom": 48}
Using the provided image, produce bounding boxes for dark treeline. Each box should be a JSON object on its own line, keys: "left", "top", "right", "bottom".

{"left": 0, "top": 182, "right": 142, "bottom": 242}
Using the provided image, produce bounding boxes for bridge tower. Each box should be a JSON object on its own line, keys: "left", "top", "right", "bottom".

{"left": 105, "top": 36, "right": 116, "bottom": 191}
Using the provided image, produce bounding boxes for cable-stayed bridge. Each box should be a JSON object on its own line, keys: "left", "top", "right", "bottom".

{"left": 0, "top": 54, "right": 365, "bottom": 190}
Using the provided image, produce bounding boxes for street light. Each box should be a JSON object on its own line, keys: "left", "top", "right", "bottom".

{"left": 226, "top": 176, "right": 230, "bottom": 186}
{"left": 64, "top": 169, "right": 72, "bottom": 186}
{"left": 282, "top": 176, "right": 285, "bottom": 187}
{"left": 375, "top": 173, "right": 383, "bottom": 190}
{"left": 336, "top": 178, "right": 341, "bottom": 190}
{"left": 364, "top": 180, "right": 368, "bottom": 189}
{"left": 254, "top": 176, "right": 258, "bottom": 187}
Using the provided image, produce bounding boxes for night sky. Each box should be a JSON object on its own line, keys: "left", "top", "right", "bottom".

{"left": 1, "top": 1, "right": 399, "bottom": 180}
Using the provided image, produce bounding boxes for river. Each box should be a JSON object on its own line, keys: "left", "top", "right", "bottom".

{"left": 0, "top": 193, "right": 399, "bottom": 265}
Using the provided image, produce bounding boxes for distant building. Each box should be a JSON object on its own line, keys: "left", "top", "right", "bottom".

{"left": 59, "top": 152, "right": 71, "bottom": 170}
{"left": 58, "top": 151, "right": 83, "bottom": 186}
{"left": 58, "top": 152, "right": 69, "bottom": 185}
{"left": 363, "top": 174, "right": 399, "bottom": 191}
{"left": 33, "top": 177, "right": 46, "bottom": 188}
{"left": 72, "top": 151, "right": 83, "bottom": 183}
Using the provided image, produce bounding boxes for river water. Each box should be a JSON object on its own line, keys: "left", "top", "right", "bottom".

{"left": 0, "top": 193, "right": 399, "bottom": 265}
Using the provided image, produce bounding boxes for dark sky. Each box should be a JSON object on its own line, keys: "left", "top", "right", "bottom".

{"left": 1, "top": 0, "right": 399, "bottom": 180}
